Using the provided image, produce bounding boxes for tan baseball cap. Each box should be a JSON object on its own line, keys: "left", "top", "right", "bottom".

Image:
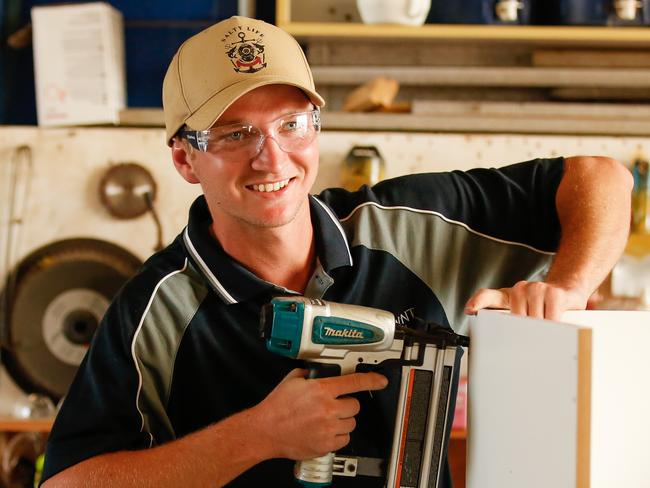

{"left": 162, "top": 16, "right": 325, "bottom": 145}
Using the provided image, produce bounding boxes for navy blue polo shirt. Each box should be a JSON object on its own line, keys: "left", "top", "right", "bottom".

{"left": 42, "top": 158, "right": 563, "bottom": 486}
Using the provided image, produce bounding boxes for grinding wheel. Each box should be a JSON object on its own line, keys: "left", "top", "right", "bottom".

{"left": 2, "top": 239, "right": 141, "bottom": 400}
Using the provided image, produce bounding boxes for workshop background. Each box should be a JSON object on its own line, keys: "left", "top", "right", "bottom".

{"left": 1, "top": 0, "right": 650, "bottom": 486}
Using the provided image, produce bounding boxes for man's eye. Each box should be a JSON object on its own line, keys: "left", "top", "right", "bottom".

{"left": 217, "top": 129, "right": 250, "bottom": 143}
{"left": 228, "top": 131, "right": 244, "bottom": 141}
{"left": 282, "top": 118, "right": 306, "bottom": 132}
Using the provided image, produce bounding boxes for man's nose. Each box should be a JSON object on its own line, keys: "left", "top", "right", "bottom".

{"left": 250, "top": 135, "right": 288, "bottom": 173}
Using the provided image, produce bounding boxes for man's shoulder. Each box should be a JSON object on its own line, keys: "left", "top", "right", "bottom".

{"left": 316, "top": 158, "right": 564, "bottom": 219}
{"left": 315, "top": 172, "right": 458, "bottom": 222}
{"left": 130, "top": 234, "right": 189, "bottom": 287}
{"left": 111, "top": 232, "right": 205, "bottom": 317}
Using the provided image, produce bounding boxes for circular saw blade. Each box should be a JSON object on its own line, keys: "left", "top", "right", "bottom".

{"left": 2, "top": 238, "right": 141, "bottom": 400}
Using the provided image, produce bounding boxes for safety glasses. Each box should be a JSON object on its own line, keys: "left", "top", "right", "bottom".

{"left": 180, "top": 109, "right": 321, "bottom": 160}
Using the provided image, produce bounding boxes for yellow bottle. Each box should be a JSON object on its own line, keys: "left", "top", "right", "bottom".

{"left": 340, "top": 145, "right": 386, "bottom": 192}
{"left": 627, "top": 156, "right": 650, "bottom": 258}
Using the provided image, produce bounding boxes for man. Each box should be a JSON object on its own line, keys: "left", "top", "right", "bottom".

{"left": 41, "top": 16, "right": 632, "bottom": 487}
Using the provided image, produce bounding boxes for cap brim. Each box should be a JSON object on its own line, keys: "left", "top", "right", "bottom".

{"left": 184, "top": 75, "right": 325, "bottom": 134}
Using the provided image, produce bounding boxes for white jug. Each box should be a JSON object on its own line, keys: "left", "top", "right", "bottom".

{"left": 614, "top": 0, "right": 642, "bottom": 20}
{"left": 495, "top": 0, "right": 523, "bottom": 22}
{"left": 356, "top": 0, "right": 432, "bottom": 26}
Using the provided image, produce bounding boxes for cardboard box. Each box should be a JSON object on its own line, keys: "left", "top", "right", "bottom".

{"left": 31, "top": 2, "right": 126, "bottom": 127}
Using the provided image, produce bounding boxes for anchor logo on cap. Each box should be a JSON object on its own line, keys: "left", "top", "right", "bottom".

{"left": 225, "top": 31, "right": 266, "bottom": 73}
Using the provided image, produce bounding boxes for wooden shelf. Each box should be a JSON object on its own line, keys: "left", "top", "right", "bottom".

{"left": 312, "top": 65, "right": 650, "bottom": 88}
{"left": 0, "top": 417, "right": 54, "bottom": 433}
{"left": 321, "top": 111, "right": 650, "bottom": 136}
{"left": 117, "top": 108, "right": 650, "bottom": 136}
{"left": 280, "top": 22, "right": 650, "bottom": 46}
{"left": 276, "top": 1, "right": 650, "bottom": 46}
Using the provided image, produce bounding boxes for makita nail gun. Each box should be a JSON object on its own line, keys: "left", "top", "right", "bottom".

{"left": 260, "top": 297, "right": 470, "bottom": 488}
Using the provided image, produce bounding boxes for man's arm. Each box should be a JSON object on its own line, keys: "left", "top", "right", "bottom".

{"left": 465, "top": 156, "right": 633, "bottom": 320}
{"left": 43, "top": 404, "right": 267, "bottom": 487}
{"left": 43, "top": 369, "right": 388, "bottom": 487}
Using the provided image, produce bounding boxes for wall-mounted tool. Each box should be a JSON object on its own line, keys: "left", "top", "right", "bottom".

{"left": 99, "top": 162, "right": 163, "bottom": 251}
{"left": 2, "top": 238, "right": 141, "bottom": 400}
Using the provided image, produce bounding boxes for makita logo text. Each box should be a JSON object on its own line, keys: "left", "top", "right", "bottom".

{"left": 324, "top": 327, "right": 364, "bottom": 339}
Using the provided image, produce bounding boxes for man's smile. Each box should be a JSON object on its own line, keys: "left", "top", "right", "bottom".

{"left": 247, "top": 177, "right": 294, "bottom": 193}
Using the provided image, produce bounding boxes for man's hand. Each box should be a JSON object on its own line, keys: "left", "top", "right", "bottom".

{"left": 252, "top": 368, "right": 388, "bottom": 461}
{"left": 464, "top": 280, "right": 589, "bottom": 321}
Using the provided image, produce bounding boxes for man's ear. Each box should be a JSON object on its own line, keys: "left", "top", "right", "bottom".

{"left": 171, "top": 138, "right": 200, "bottom": 184}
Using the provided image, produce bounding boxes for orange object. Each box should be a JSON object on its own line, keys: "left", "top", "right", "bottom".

{"left": 452, "top": 376, "right": 468, "bottom": 431}
{"left": 342, "top": 77, "right": 399, "bottom": 112}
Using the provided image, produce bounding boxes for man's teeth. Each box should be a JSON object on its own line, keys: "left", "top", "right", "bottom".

{"left": 252, "top": 178, "right": 290, "bottom": 192}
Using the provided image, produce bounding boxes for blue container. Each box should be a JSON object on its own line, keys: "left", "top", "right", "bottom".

{"left": 427, "top": 0, "right": 533, "bottom": 24}
{"left": 1, "top": 0, "right": 38, "bottom": 124}
{"left": 80, "top": 0, "right": 239, "bottom": 107}
{"left": 28, "top": 0, "right": 236, "bottom": 21}
{"left": 124, "top": 25, "right": 208, "bottom": 108}
{"left": 107, "top": 0, "right": 233, "bottom": 21}
{"left": 535, "top": 0, "right": 650, "bottom": 25}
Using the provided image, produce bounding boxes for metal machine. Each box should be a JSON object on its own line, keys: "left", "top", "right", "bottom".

{"left": 261, "top": 296, "right": 469, "bottom": 488}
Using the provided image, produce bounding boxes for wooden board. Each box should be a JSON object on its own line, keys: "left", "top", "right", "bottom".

{"left": 321, "top": 111, "right": 650, "bottom": 136}
{"left": 118, "top": 108, "right": 165, "bottom": 127}
{"left": 118, "top": 107, "right": 650, "bottom": 135}
{"left": 312, "top": 66, "right": 650, "bottom": 88}
{"left": 412, "top": 100, "right": 650, "bottom": 119}
{"left": 0, "top": 417, "right": 54, "bottom": 432}
{"left": 551, "top": 87, "right": 650, "bottom": 101}
{"left": 533, "top": 49, "right": 650, "bottom": 68}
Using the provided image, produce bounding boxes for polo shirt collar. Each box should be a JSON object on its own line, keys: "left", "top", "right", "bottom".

{"left": 182, "top": 195, "right": 352, "bottom": 305}
{"left": 309, "top": 194, "right": 353, "bottom": 271}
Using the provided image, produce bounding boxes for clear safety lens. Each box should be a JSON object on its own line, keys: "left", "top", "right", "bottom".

{"left": 181, "top": 109, "right": 321, "bottom": 159}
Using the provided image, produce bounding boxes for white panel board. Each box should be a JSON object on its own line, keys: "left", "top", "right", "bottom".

{"left": 467, "top": 310, "right": 582, "bottom": 488}
{"left": 468, "top": 310, "right": 650, "bottom": 488}
{"left": 562, "top": 311, "right": 650, "bottom": 488}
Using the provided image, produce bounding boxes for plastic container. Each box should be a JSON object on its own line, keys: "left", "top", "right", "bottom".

{"left": 632, "top": 157, "right": 650, "bottom": 234}
{"left": 340, "top": 146, "right": 386, "bottom": 192}
{"left": 534, "top": 0, "right": 650, "bottom": 25}
{"left": 357, "top": 0, "right": 432, "bottom": 26}
{"left": 427, "top": 0, "right": 532, "bottom": 24}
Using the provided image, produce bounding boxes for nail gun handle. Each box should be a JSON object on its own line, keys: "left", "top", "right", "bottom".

{"left": 294, "top": 453, "right": 334, "bottom": 486}
{"left": 294, "top": 363, "right": 341, "bottom": 486}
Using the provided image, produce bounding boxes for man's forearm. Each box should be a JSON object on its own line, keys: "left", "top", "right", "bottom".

{"left": 43, "top": 368, "right": 389, "bottom": 487}
{"left": 548, "top": 156, "right": 633, "bottom": 296}
{"left": 465, "top": 155, "right": 633, "bottom": 319}
{"left": 42, "top": 407, "right": 271, "bottom": 488}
